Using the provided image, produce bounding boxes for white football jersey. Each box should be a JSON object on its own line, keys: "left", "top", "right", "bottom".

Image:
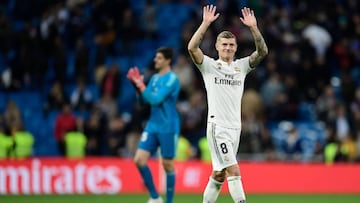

{"left": 196, "top": 55, "right": 253, "bottom": 129}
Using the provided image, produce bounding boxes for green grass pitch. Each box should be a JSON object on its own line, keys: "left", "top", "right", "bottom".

{"left": 1, "top": 194, "right": 360, "bottom": 203}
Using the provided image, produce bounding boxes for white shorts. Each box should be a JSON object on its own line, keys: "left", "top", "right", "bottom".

{"left": 207, "top": 122, "right": 241, "bottom": 171}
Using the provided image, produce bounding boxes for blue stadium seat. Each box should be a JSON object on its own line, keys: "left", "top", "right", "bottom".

{"left": 11, "top": 20, "right": 24, "bottom": 32}
{"left": 23, "top": 108, "right": 44, "bottom": 131}
{"left": 269, "top": 120, "right": 326, "bottom": 161}
{"left": 117, "top": 57, "right": 130, "bottom": 73}
{"left": 297, "top": 102, "right": 316, "bottom": 121}
{"left": 132, "top": 51, "right": 154, "bottom": 71}
{"left": 47, "top": 110, "right": 60, "bottom": 130}
{"left": 88, "top": 83, "right": 99, "bottom": 102}
{"left": 66, "top": 51, "right": 76, "bottom": 80}
{"left": 23, "top": 91, "right": 43, "bottom": 110}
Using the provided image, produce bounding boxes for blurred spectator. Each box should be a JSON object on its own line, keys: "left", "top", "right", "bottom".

{"left": 74, "top": 38, "right": 90, "bottom": 83}
{"left": 1, "top": 68, "right": 12, "bottom": 90}
{"left": 100, "top": 63, "right": 121, "bottom": 99}
{"left": 316, "top": 85, "right": 338, "bottom": 123}
{"left": 242, "top": 89, "right": 263, "bottom": 119}
{"left": 178, "top": 89, "right": 206, "bottom": 153}
{"left": 17, "top": 20, "right": 47, "bottom": 89}
{"left": 54, "top": 103, "right": 77, "bottom": 155}
{"left": 356, "top": 128, "right": 360, "bottom": 161}
{"left": 45, "top": 80, "right": 69, "bottom": 111}
{"left": 127, "top": 102, "right": 149, "bottom": 133}
{"left": 324, "top": 127, "right": 342, "bottom": 164}
{"left": 52, "top": 35, "right": 67, "bottom": 84}
{"left": 106, "top": 115, "right": 126, "bottom": 156}
{"left": 67, "top": 0, "right": 88, "bottom": 10}
{"left": 118, "top": 7, "right": 142, "bottom": 56}
{"left": 267, "top": 92, "right": 290, "bottom": 121}
{"left": 239, "top": 89, "right": 263, "bottom": 158}
{"left": 141, "top": 0, "right": 158, "bottom": 39}
{"left": 96, "top": 92, "right": 118, "bottom": 120}
{"left": 67, "top": 6, "right": 88, "bottom": 50}
{"left": 333, "top": 104, "right": 351, "bottom": 142}
{"left": 0, "top": 125, "right": 12, "bottom": 159}
{"left": 340, "top": 71, "right": 357, "bottom": 107}
{"left": 0, "top": 11, "right": 15, "bottom": 55}
{"left": 173, "top": 54, "right": 195, "bottom": 100}
{"left": 179, "top": 22, "right": 195, "bottom": 55}
{"left": 238, "top": 119, "right": 256, "bottom": 155}
{"left": 282, "top": 74, "right": 300, "bottom": 119}
{"left": 84, "top": 109, "right": 104, "bottom": 155}
{"left": 351, "top": 88, "right": 360, "bottom": 115}
{"left": 333, "top": 38, "right": 353, "bottom": 72}
{"left": 259, "top": 128, "right": 276, "bottom": 161}
{"left": 302, "top": 22, "right": 332, "bottom": 64}
{"left": 340, "top": 133, "right": 357, "bottom": 162}
{"left": 4, "top": 100, "right": 23, "bottom": 134}
{"left": 70, "top": 79, "right": 93, "bottom": 111}
{"left": 39, "top": 7, "right": 58, "bottom": 59}
{"left": 0, "top": 114, "right": 5, "bottom": 132}
{"left": 279, "top": 122, "right": 303, "bottom": 161}
{"left": 55, "top": 2, "right": 70, "bottom": 36}
{"left": 248, "top": 115, "right": 266, "bottom": 154}
{"left": 95, "top": 64, "right": 107, "bottom": 87}
{"left": 124, "top": 129, "right": 140, "bottom": 158}
{"left": 94, "top": 17, "right": 116, "bottom": 66}
{"left": 260, "top": 72, "right": 284, "bottom": 110}
{"left": 351, "top": 89, "right": 360, "bottom": 155}
{"left": 296, "top": 37, "right": 317, "bottom": 89}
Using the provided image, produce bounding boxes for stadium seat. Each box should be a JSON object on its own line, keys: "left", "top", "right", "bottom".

{"left": 269, "top": 120, "right": 326, "bottom": 161}
{"left": 297, "top": 102, "right": 316, "bottom": 121}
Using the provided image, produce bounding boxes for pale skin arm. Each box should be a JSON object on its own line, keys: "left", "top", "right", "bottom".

{"left": 187, "top": 5, "right": 220, "bottom": 64}
{"left": 240, "top": 7, "right": 268, "bottom": 68}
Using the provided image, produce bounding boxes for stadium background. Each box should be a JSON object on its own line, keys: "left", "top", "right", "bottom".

{"left": 0, "top": 0, "right": 360, "bottom": 202}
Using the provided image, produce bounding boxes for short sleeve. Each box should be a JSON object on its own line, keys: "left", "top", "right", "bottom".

{"left": 195, "top": 55, "right": 213, "bottom": 74}
{"left": 237, "top": 56, "right": 253, "bottom": 74}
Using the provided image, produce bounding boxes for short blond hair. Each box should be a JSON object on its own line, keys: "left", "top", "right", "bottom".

{"left": 216, "top": 31, "right": 236, "bottom": 42}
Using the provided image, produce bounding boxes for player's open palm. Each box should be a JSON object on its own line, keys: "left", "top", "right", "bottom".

{"left": 203, "top": 5, "right": 220, "bottom": 24}
{"left": 240, "top": 7, "right": 257, "bottom": 27}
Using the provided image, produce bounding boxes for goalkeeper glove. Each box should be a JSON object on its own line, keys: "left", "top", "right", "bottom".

{"left": 127, "top": 67, "right": 146, "bottom": 91}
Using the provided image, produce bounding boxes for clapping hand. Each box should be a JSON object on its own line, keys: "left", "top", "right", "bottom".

{"left": 127, "top": 67, "right": 145, "bottom": 91}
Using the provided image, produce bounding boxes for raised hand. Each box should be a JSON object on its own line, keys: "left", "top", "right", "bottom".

{"left": 127, "top": 67, "right": 145, "bottom": 91}
{"left": 240, "top": 7, "right": 257, "bottom": 28}
{"left": 203, "top": 5, "right": 220, "bottom": 25}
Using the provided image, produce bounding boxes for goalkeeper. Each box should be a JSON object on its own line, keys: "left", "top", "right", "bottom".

{"left": 127, "top": 47, "right": 180, "bottom": 203}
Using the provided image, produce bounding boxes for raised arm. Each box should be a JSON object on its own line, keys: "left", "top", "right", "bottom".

{"left": 240, "top": 7, "right": 268, "bottom": 68}
{"left": 187, "top": 5, "right": 220, "bottom": 64}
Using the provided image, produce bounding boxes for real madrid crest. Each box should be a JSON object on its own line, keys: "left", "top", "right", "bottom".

{"left": 217, "top": 62, "right": 222, "bottom": 70}
{"left": 234, "top": 66, "right": 240, "bottom": 72}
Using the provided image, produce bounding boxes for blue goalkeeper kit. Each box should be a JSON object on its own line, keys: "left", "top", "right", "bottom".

{"left": 139, "top": 71, "right": 180, "bottom": 158}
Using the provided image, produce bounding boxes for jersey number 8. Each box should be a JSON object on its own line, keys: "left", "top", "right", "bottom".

{"left": 220, "top": 143, "right": 228, "bottom": 154}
